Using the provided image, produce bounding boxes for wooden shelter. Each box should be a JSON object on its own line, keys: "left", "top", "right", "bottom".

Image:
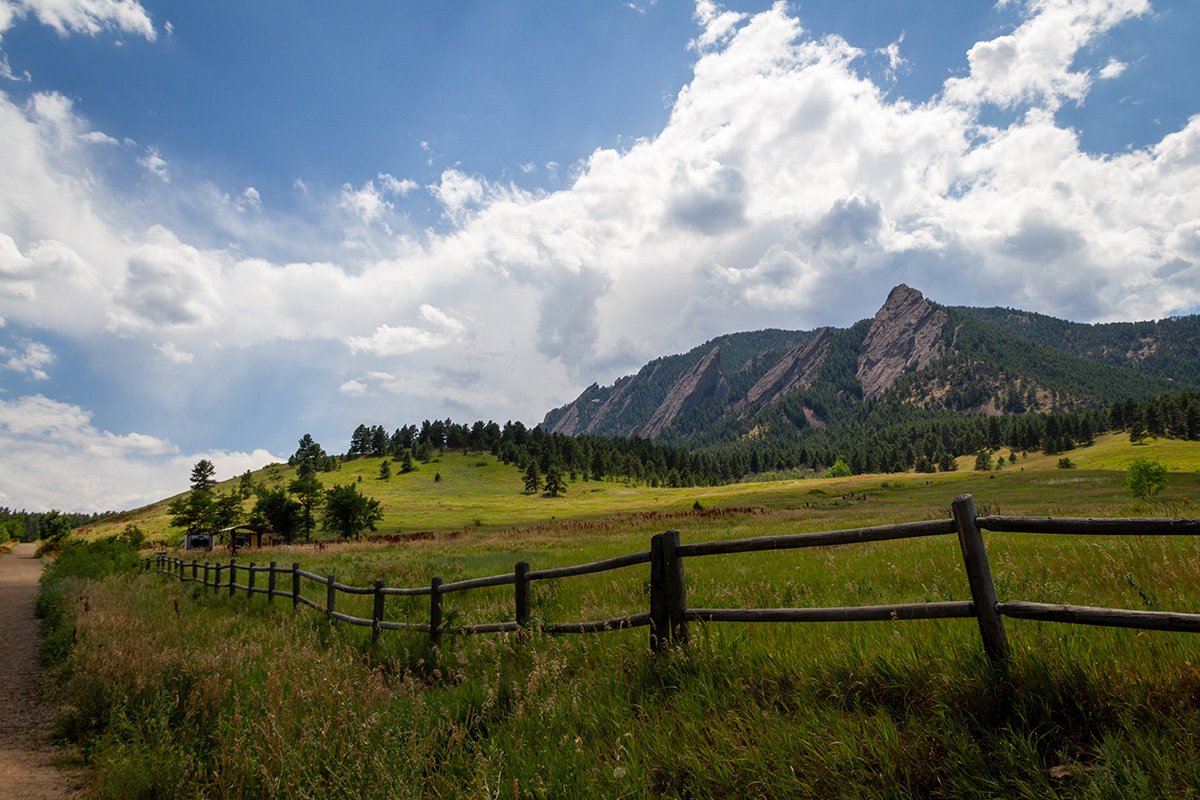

{"left": 219, "top": 524, "right": 274, "bottom": 553}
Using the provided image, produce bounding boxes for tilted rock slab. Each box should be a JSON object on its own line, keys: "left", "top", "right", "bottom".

{"left": 856, "top": 284, "right": 949, "bottom": 400}
{"left": 735, "top": 327, "right": 832, "bottom": 415}
{"left": 640, "top": 346, "right": 728, "bottom": 439}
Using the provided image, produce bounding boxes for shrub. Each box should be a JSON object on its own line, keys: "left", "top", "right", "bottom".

{"left": 823, "top": 459, "right": 852, "bottom": 478}
{"left": 1127, "top": 457, "right": 1167, "bottom": 499}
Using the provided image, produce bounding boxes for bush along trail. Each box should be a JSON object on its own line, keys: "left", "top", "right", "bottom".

{"left": 0, "top": 542, "right": 82, "bottom": 799}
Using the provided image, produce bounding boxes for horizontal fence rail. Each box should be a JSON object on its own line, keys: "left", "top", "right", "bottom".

{"left": 143, "top": 494, "right": 1200, "bottom": 668}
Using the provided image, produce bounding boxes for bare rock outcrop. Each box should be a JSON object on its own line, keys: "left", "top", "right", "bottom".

{"left": 549, "top": 403, "right": 582, "bottom": 436}
{"left": 856, "top": 284, "right": 948, "bottom": 399}
{"left": 581, "top": 374, "right": 637, "bottom": 435}
{"left": 735, "top": 327, "right": 832, "bottom": 414}
{"left": 641, "top": 346, "right": 728, "bottom": 439}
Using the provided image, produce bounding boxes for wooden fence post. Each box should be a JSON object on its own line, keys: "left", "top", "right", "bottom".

{"left": 204, "top": 561, "right": 210, "bottom": 589}
{"left": 326, "top": 574, "right": 336, "bottom": 621}
{"left": 372, "top": 579, "right": 385, "bottom": 643}
{"left": 191, "top": 559, "right": 197, "bottom": 581}
{"left": 248, "top": 562, "right": 256, "bottom": 596}
{"left": 229, "top": 559, "right": 237, "bottom": 598}
{"left": 515, "top": 561, "right": 530, "bottom": 629}
{"left": 652, "top": 532, "right": 672, "bottom": 652}
{"left": 650, "top": 533, "right": 667, "bottom": 651}
{"left": 213, "top": 563, "right": 221, "bottom": 595}
{"left": 650, "top": 530, "right": 688, "bottom": 650}
{"left": 663, "top": 530, "right": 688, "bottom": 646}
{"left": 430, "top": 577, "right": 443, "bottom": 649}
{"left": 268, "top": 561, "right": 277, "bottom": 603}
{"left": 291, "top": 563, "right": 300, "bottom": 609}
{"left": 951, "top": 494, "right": 1009, "bottom": 670}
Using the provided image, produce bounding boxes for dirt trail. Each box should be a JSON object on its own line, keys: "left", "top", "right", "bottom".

{"left": 0, "top": 543, "right": 81, "bottom": 799}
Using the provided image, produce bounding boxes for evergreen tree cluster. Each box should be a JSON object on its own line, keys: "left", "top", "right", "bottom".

{"left": 1, "top": 507, "right": 112, "bottom": 543}
{"left": 340, "top": 389, "right": 1199, "bottom": 492}
{"left": 345, "top": 419, "right": 503, "bottom": 462}
{"left": 1108, "top": 392, "right": 1200, "bottom": 442}
{"left": 497, "top": 422, "right": 738, "bottom": 488}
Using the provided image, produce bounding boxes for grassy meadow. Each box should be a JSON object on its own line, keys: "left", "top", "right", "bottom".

{"left": 48, "top": 432, "right": 1200, "bottom": 798}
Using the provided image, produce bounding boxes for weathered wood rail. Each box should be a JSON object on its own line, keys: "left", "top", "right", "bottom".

{"left": 144, "top": 494, "right": 1200, "bottom": 667}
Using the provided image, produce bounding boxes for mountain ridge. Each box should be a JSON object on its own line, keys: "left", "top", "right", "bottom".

{"left": 542, "top": 285, "right": 1199, "bottom": 447}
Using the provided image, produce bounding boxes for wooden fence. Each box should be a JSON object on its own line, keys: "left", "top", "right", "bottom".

{"left": 143, "top": 494, "right": 1200, "bottom": 669}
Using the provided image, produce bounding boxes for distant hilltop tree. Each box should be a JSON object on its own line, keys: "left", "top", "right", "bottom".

{"left": 190, "top": 459, "right": 216, "bottom": 492}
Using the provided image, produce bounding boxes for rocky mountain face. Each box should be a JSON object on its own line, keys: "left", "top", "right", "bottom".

{"left": 541, "top": 284, "right": 1197, "bottom": 444}
{"left": 856, "top": 284, "right": 951, "bottom": 399}
{"left": 734, "top": 327, "right": 832, "bottom": 414}
{"left": 639, "top": 347, "right": 729, "bottom": 439}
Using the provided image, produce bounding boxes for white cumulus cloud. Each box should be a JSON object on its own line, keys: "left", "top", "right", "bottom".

{"left": 0, "top": 0, "right": 156, "bottom": 41}
{"left": 943, "top": 0, "right": 1149, "bottom": 111}
{"left": 0, "top": 394, "right": 285, "bottom": 511}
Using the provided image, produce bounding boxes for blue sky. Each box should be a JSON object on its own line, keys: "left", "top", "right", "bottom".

{"left": 0, "top": 0, "right": 1198, "bottom": 512}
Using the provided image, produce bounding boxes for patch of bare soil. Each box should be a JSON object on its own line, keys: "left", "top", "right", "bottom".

{"left": 0, "top": 543, "right": 83, "bottom": 799}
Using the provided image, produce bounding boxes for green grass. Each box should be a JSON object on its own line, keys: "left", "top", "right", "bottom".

{"left": 78, "top": 433, "right": 1197, "bottom": 547}
{"left": 49, "top": 435, "right": 1200, "bottom": 798}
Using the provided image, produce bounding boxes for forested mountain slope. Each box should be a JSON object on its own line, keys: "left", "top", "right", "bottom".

{"left": 952, "top": 305, "right": 1200, "bottom": 384}
{"left": 542, "top": 285, "right": 1200, "bottom": 450}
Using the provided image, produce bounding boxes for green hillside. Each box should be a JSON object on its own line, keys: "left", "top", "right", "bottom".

{"left": 78, "top": 432, "right": 1200, "bottom": 548}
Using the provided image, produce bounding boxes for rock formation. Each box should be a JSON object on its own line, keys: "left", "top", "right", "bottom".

{"left": 736, "top": 327, "right": 832, "bottom": 414}
{"left": 640, "top": 346, "right": 728, "bottom": 439}
{"left": 855, "top": 284, "right": 948, "bottom": 399}
{"left": 549, "top": 403, "right": 582, "bottom": 436}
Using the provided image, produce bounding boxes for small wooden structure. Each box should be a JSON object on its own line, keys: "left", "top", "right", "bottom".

{"left": 219, "top": 524, "right": 274, "bottom": 553}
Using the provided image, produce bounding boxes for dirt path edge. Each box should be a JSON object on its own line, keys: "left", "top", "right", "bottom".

{"left": 0, "top": 542, "right": 83, "bottom": 799}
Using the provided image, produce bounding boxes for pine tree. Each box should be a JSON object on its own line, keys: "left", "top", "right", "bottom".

{"left": 190, "top": 459, "right": 217, "bottom": 492}
{"left": 524, "top": 462, "right": 541, "bottom": 494}
{"left": 544, "top": 464, "right": 566, "bottom": 497}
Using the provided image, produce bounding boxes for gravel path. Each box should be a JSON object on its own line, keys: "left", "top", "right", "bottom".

{"left": 0, "top": 543, "right": 81, "bottom": 799}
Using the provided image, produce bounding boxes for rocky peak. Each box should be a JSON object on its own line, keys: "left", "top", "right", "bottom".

{"left": 736, "top": 327, "right": 832, "bottom": 414}
{"left": 641, "top": 346, "right": 728, "bottom": 439}
{"left": 856, "top": 284, "right": 949, "bottom": 399}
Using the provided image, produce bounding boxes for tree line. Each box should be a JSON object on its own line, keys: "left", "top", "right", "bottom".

{"left": 2, "top": 508, "right": 113, "bottom": 544}
{"left": 325, "top": 389, "right": 1200, "bottom": 495}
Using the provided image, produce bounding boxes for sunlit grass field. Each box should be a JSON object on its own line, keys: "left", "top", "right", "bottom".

{"left": 77, "top": 431, "right": 1198, "bottom": 545}
{"left": 55, "top": 432, "right": 1200, "bottom": 798}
